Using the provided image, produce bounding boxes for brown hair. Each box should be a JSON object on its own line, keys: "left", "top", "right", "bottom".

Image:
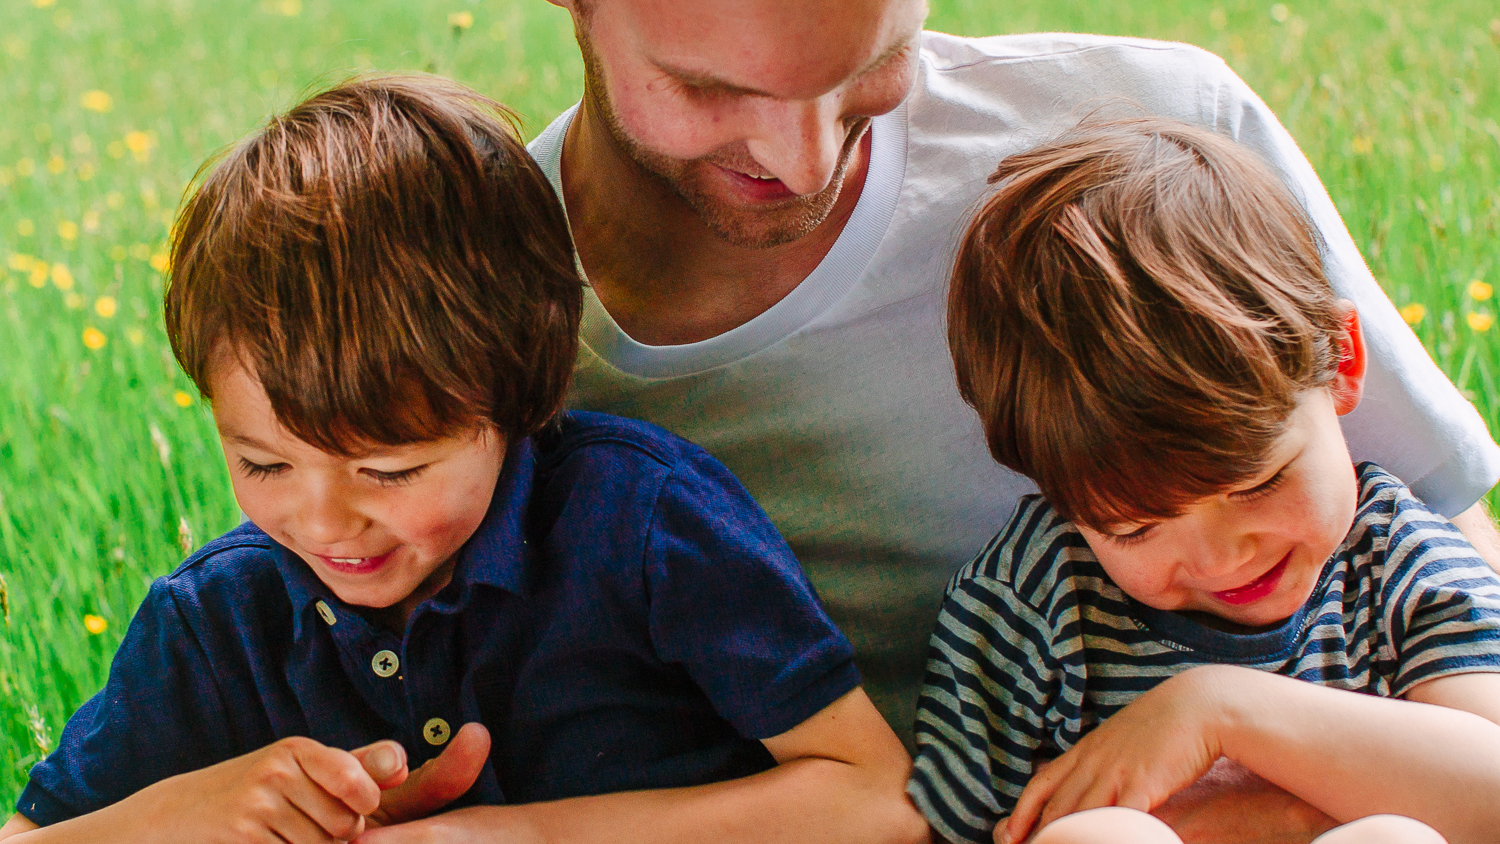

{"left": 165, "top": 73, "right": 582, "bottom": 453}
{"left": 948, "top": 117, "right": 1344, "bottom": 530}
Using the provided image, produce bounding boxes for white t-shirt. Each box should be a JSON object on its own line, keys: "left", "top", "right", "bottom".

{"left": 527, "top": 31, "right": 1500, "bottom": 743}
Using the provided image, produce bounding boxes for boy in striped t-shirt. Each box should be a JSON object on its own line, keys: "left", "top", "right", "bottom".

{"left": 908, "top": 117, "right": 1500, "bottom": 844}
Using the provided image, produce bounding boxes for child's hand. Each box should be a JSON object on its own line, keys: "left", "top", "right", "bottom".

{"left": 135, "top": 735, "right": 403, "bottom": 843}
{"left": 1002, "top": 665, "right": 1242, "bottom": 844}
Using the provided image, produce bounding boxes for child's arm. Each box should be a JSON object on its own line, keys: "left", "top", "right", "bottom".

{"left": 1, "top": 736, "right": 408, "bottom": 844}
{"left": 1003, "top": 664, "right": 1500, "bottom": 844}
{"left": 356, "top": 687, "right": 931, "bottom": 844}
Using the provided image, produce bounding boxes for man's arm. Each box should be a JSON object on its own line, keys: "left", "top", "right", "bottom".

{"left": 358, "top": 688, "right": 931, "bottom": 844}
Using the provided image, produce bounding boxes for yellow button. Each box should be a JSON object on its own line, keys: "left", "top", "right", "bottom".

{"left": 314, "top": 601, "right": 336, "bottom": 626}
{"left": 371, "top": 650, "right": 400, "bottom": 678}
{"left": 423, "top": 718, "right": 451, "bottom": 746}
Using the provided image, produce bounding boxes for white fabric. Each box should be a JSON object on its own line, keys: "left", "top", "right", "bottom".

{"left": 527, "top": 31, "right": 1500, "bottom": 743}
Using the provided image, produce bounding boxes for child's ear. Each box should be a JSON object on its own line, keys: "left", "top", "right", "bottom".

{"left": 1330, "top": 300, "right": 1366, "bottom": 416}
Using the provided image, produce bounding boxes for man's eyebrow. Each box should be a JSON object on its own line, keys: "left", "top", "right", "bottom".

{"left": 652, "top": 30, "right": 917, "bottom": 97}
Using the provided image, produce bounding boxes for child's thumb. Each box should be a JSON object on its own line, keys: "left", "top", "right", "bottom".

{"left": 351, "top": 740, "right": 409, "bottom": 789}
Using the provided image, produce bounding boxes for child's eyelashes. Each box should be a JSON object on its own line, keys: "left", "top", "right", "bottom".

{"left": 364, "top": 466, "right": 427, "bottom": 487}
{"left": 238, "top": 457, "right": 289, "bottom": 480}
{"left": 236, "top": 457, "right": 427, "bottom": 487}
{"left": 1231, "top": 468, "right": 1289, "bottom": 503}
{"left": 1106, "top": 523, "right": 1156, "bottom": 546}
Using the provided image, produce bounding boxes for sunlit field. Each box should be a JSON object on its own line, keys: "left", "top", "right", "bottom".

{"left": 1, "top": 0, "right": 1497, "bottom": 805}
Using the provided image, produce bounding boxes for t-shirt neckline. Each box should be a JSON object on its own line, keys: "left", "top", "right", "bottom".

{"left": 529, "top": 102, "right": 909, "bottom": 379}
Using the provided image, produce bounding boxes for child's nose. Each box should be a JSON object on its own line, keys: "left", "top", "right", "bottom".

{"left": 298, "top": 485, "right": 368, "bottom": 548}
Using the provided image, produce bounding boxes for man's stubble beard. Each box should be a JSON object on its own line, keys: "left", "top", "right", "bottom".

{"left": 576, "top": 26, "right": 865, "bottom": 250}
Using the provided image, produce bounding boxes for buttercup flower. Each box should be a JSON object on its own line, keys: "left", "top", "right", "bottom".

{"left": 123, "top": 131, "right": 153, "bottom": 161}
{"left": 174, "top": 390, "right": 194, "bottom": 407}
{"left": 1469, "top": 280, "right": 1493, "bottom": 302}
{"left": 82, "top": 327, "right": 107, "bottom": 350}
{"left": 1399, "top": 303, "right": 1426, "bottom": 326}
{"left": 449, "top": 11, "right": 474, "bottom": 30}
{"left": 57, "top": 220, "right": 79, "bottom": 241}
{"left": 81, "top": 91, "right": 112, "bottom": 113}
{"left": 51, "top": 263, "right": 74, "bottom": 290}
{"left": 1468, "top": 313, "right": 1494, "bottom": 333}
{"left": 84, "top": 614, "right": 108, "bottom": 635}
{"left": 95, "top": 296, "right": 117, "bottom": 318}
{"left": 150, "top": 252, "right": 170, "bottom": 273}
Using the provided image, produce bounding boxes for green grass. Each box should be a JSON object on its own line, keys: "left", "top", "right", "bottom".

{"left": 0, "top": 0, "right": 1497, "bottom": 807}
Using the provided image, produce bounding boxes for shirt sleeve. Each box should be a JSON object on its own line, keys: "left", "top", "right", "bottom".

{"left": 1379, "top": 493, "right": 1500, "bottom": 695}
{"left": 15, "top": 578, "right": 234, "bottom": 826}
{"left": 1200, "top": 53, "right": 1500, "bottom": 515}
{"left": 642, "top": 447, "right": 861, "bottom": 741}
{"left": 907, "top": 573, "right": 1069, "bottom": 844}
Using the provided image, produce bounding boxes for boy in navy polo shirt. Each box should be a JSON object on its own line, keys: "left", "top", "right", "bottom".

{"left": 0, "top": 75, "right": 924, "bottom": 844}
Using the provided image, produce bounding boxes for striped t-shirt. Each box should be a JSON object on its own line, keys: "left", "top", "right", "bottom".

{"left": 907, "top": 463, "right": 1500, "bottom": 844}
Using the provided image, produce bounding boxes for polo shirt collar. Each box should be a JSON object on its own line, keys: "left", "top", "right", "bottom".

{"left": 275, "top": 437, "right": 539, "bottom": 643}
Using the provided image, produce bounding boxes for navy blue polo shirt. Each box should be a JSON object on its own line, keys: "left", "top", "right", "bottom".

{"left": 19, "top": 412, "right": 860, "bottom": 826}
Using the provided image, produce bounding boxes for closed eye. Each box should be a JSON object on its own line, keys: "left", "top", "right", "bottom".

{"left": 1105, "top": 523, "right": 1156, "bottom": 546}
{"left": 1231, "top": 467, "right": 1288, "bottom": 502}
{"left": 238, "top": 457, "right": 289, "bottom": 480}
{"left": 364, "top": 466, "right": 427, "bottom": 488}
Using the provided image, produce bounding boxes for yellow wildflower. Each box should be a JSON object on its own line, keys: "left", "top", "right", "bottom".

{"left": 150, "top": 252, "right": 170, "bottom": 273}
{"left": 47, "top": 156, "right": 66, "bottom": 175}
{"left": 124, "top": 131, "right": 153, "bottom": 161}
{"left": 77, "top": 162, "right": 96, "bottom": 181}
{"left": 95, "top": 296, "right": 118, "bottom": 318}
{"left": 275, "top": 0, "right": 302, "bottom": 16}
{"left": 1469, "top": 313, "right": 1494, "bottom": 333}
{"left": 51, "top": 263, "right": 74, "bottom": 290}
{"left": 6, "top": 253, "right": 32, "bottom": 272}
{"left": 64, "top": 292, "right": 84, "bottom": 309}
{"left": 29, "top": 264, "right": 47, "bottom": 287}
{"left": 81, "top": 91, "right": 112, "bottom": 113}
{"left": 174, "top": 390, "right": 194, "bottom": 407}
{"left": 1269, "top": 3, "right": 1290, "bottom": 23}
{"left": 82, "top": 211, "right": 100, "bottom": 232}
{"left": 16, "top": 218, "right": 35, "bottom": 236}
{"left": 84, "top": 614, "right": 108, "bottom": 635}
{"left": 449, "top": 11, "right": 474, "bottom": 30}
{"left": 82, "top": 327, "right": 107, "bottom": 350}
{"left": 57, "top": 220, "right": 79, "bottom": 241}
{"left": 1469, "top": 280, "right": 1493, "bottom": 302}
{"left": 1399, "top": 303, "right": 1427, "bottom": 326}
{"left": 33, "top": 0, "right": 55, "bottom": 8}
{"left": 127, "top": 327, "right": 145, "bottom": 346}
{"left": 129, "top": 243, "right": 151, "bottom": 261}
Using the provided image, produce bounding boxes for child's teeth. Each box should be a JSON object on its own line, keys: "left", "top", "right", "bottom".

{"left": 333, "top": 557, "right": 362, "bottom": 563}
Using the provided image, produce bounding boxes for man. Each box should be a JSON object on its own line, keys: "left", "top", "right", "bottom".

{"left": 520, "top": 0, "right": 1500, "bottom": 837}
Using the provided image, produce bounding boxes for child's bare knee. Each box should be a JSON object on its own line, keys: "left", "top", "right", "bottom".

{"left": 1029, "top": 807, "right": 1182, "bottom": 844}
{"left": 1312, "top": 815, "right": 1447, "bottom": 844}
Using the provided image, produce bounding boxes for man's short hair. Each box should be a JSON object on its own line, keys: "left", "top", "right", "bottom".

{"left": 166, "top": 74, "right": 582, "bottom": 452}
{"left": 948, "top": 116, "right": 1345, "bottom": 530}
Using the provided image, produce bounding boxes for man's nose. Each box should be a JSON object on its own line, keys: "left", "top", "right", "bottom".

{"left": 745, "top": 97, "right": 848, "bottom": 197}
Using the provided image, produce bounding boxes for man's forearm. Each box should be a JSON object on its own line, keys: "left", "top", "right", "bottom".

{"left": 1451, "top": 501, "right": 1500, "bottom": 573}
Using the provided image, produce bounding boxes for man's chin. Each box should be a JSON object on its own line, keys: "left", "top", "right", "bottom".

{"left": 675, "top": 176, "right": 843, "bottom": 249}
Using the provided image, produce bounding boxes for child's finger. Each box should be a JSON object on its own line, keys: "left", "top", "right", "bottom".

{"left": 269, "top": 795, "right": 354, "bottom": 844}
{"left": 1006, "top": 761, "right": 1068, "bottom": 844}
{"left": 350, "top": 740, "right": 409, "bottom": 790}
{"left": 293, "top": 741, "right": 383, "bottom": 821}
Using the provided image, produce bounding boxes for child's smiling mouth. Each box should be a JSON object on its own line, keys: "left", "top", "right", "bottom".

{"left": 1212, "top": 551, "right": 1291, "bottom": 606}
{"left": 316, "top": 550, "right": 396, "bottom": 575}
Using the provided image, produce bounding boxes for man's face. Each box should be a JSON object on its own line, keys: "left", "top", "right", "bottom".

{"left": 567, "top": 0, "right": 927, "bottom": 247}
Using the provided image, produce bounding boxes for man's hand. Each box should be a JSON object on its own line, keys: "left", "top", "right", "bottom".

{"left": 364, "top": 723, "right": 492, "bottom": 829}
{"left": 1151, "top": 758, "right": 1339, "bottom": 844}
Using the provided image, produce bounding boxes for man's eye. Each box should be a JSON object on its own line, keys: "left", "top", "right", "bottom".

{"left": 238, "top": 457, "right": 288, "bottom": 479}
{"left": 366, "top": 466, "right": 426, "bottom": 488}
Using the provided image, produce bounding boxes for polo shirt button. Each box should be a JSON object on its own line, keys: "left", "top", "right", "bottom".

{"left": 371, "top": 650, "right": 400, "bottom": 677}
{"left": 315, "top": 601, "right": 336, "bottom": 626}
{"left": 423, "top": 718, "right": 451, "bottom": 746}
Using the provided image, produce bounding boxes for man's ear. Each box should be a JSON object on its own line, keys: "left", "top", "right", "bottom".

{"left": 1330, "top": 300, "right": 1366, "bottom": 416}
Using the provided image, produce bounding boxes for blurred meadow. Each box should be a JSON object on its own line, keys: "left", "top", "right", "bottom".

{"left": 0, "top": 0, "right": 1497, "bottom": 806}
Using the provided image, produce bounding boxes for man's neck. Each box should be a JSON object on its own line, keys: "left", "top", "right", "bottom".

{"left": 559, "top": 102, "right": 870, "bottom": 347}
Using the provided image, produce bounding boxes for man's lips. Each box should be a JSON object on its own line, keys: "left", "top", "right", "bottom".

{"left": 1212, "top": 551, "right": 1291, "bottom": 606}
{"left": 315, "top": 550, "right": 395, "bottom": 575}
{"left": 715, "top": 165, "right": 796, "bottom": 202}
